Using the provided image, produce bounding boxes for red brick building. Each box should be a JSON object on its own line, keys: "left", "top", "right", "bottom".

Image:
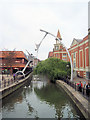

{"left": 48, "top": 30, "right": 67, "bottom": 61}
{"left": 48, "top": 52, "right": 53, "bottom": 58}
{"left": 0, "top": 51, "right": 29, "bottom": 74}
{"left": 48, "top": 30, "right": 90, "bottom": 80}
{"left": 68, "top": 35, "right": 89, "bottom": 80}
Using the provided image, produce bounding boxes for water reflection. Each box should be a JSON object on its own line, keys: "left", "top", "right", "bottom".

{"left": 1, "top": 75, "right": 84, "bottom": 119}
{"left": 2, "top": 88, "right": 23, "bottom": 111}
{"left": 34, "top": 82, "right": 79, "bottom": 119}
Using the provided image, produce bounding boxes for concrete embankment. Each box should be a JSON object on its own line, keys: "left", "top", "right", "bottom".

{"left": 56, "top": 80, "right": 90, "bottom": 120}
{"left": 0, "top": 72, "right": 33, "bottom": 99}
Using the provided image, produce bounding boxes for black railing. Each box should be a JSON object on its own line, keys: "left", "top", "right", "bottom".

{"left": 60, "top": 79, "right": 90, "bottom": 98}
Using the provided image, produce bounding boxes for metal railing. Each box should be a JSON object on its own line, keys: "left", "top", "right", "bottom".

{"left": 0, "top": 77, "right": 16, "bottom": 89}
{"left": 60, "top": 79, "right": 90, "bottom": 98}
{"left": 0, "top": 70, "right": 32, "bottom": 89}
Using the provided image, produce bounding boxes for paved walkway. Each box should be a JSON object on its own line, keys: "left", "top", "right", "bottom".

{"left": 0, "top": 73, "right": 31, "bottom": 92}
{"left": 56, "top": 80, "right": 90, "bottom": 119}
{"left": 0, "top": 73, "right": 32, "bottom": 99}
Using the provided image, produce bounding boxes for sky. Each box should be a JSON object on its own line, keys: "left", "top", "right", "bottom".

{"left": 0, "top": 0, "right": 89, "bottom": 60}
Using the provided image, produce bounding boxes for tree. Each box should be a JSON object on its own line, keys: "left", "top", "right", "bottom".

{"left": 33, "top": 57, "right": 71, "bottom": 82}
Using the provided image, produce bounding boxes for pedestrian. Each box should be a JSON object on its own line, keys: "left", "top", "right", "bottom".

{"left": 79, "top": 81, "right": 83, "bottom": 92}
{"left": 77, "top": 83, "right": 80, "bottom": 91}
{"left": 13, "top": 73, "right": 15, "bottom": 80}
{"left": 86, "top": 83, "right": 90, "bottom": 97}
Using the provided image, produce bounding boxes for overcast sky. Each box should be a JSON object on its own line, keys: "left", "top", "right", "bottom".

{"left": 0, "top": 0, "right": 89, "bottom": 60}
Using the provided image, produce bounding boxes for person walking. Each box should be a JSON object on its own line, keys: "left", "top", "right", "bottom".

{"left": 86, "top": 83, "right": 90, "bottom": 97}
{"left": 13, "top": 73, "right": 15, "bottom": 80}
{"left": 79, "top": 81, "right": 83, "bottom": 92}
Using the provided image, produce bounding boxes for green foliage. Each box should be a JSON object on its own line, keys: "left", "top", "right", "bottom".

{"left": 33, "top": 57, "right": 71, "bottom": 82}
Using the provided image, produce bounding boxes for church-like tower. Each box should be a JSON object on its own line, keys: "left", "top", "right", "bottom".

{"left": 53, "top": 30, "right": 67, "bottom": 61}
{"left": 56, "top": 29, "right": 62, "bottom": 44}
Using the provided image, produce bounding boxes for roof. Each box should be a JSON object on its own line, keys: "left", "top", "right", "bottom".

{"left": 57, "top": 30, "right": 62, "bottom": 40}
{"left": 48, "top": 52, "right": 53, "bottom": 57}
{"left": 70, "top": 38, "right": 83, "bottom": 47}
{"left": 70, "top": 35, "right": 88, "bottom": 48}
{"left": 76, "top": 39, "right": 82, "bottom": 43}
{"left": 83, "top": 35, "right": 88, "bottom": 41}
{"left": 0, "top": 51, "right": 28, "bottom": 60}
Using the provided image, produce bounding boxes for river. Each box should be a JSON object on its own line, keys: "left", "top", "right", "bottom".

{"left": 1, "top": 75, "right": 84, "bottom": 119}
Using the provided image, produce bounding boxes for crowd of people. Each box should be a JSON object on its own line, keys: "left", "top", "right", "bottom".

{"left": 77, "top": 81, "right": 90, "bottom": 97}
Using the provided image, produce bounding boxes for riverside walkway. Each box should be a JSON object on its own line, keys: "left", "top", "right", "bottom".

{"left": 56, "top": 80, "right": 90, "bottom": 119}
{"left": 0, "top": 71, "right": 32, "bottom": 90}
{"left": 73, "top": 76, "right": 90, "bottom": 100}
{"left": 0, "top": 72, "right": 33, "bottom": 99}
{"left": 0, "top": 74, "right": 14, "bottom": 89}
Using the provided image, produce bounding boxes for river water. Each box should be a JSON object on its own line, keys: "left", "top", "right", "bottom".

{"left": 1, "top": 75, "right": 84, "bottom": 119}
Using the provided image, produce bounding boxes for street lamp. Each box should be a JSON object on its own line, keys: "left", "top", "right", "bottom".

{"left": 40, "top": 29, "right": 73, "bottom": 81}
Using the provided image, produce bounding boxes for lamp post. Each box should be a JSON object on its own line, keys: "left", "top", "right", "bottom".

{"left": 40, "top": 29, "right": 73, "bottom": 81}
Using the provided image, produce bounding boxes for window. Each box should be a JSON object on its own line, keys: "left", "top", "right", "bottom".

{"left": 56, "top": 54, "right": 58, "bottom": 57}
{"left": 80, "top": 50, "right": 83, "bottom": 67}
{"left": 73, "top": 61, "right": 76, "bottom": 68}
{"left": 74, "top": 52, "right": 75, "bottom": 59}
{"left": 63, "top": 53, "right": 66, "bottom": 56}
{"left": 86, "top": 72, "right": 90, "bottom": 80}
{"left": 55, "top": 46, "right": 59, "bottom": 50}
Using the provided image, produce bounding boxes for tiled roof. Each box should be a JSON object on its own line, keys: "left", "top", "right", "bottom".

{"left": 70, "top": 38, "right": 83, "bottom": 47}
{"left": 48, "top": 52, "right": 53, "bottom": 57}
{"left": 70, "top": 35, "right": 88, "bottom": 48}
{"left": 0, "top": 51, "right": 27, "bottom": 60}
{"left": 76, "top": 39, "right": 82, "bottom": 43}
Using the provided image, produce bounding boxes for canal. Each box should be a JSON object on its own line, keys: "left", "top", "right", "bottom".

{"left": 1, "top": 75, "right": 84, "bottom": 119}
